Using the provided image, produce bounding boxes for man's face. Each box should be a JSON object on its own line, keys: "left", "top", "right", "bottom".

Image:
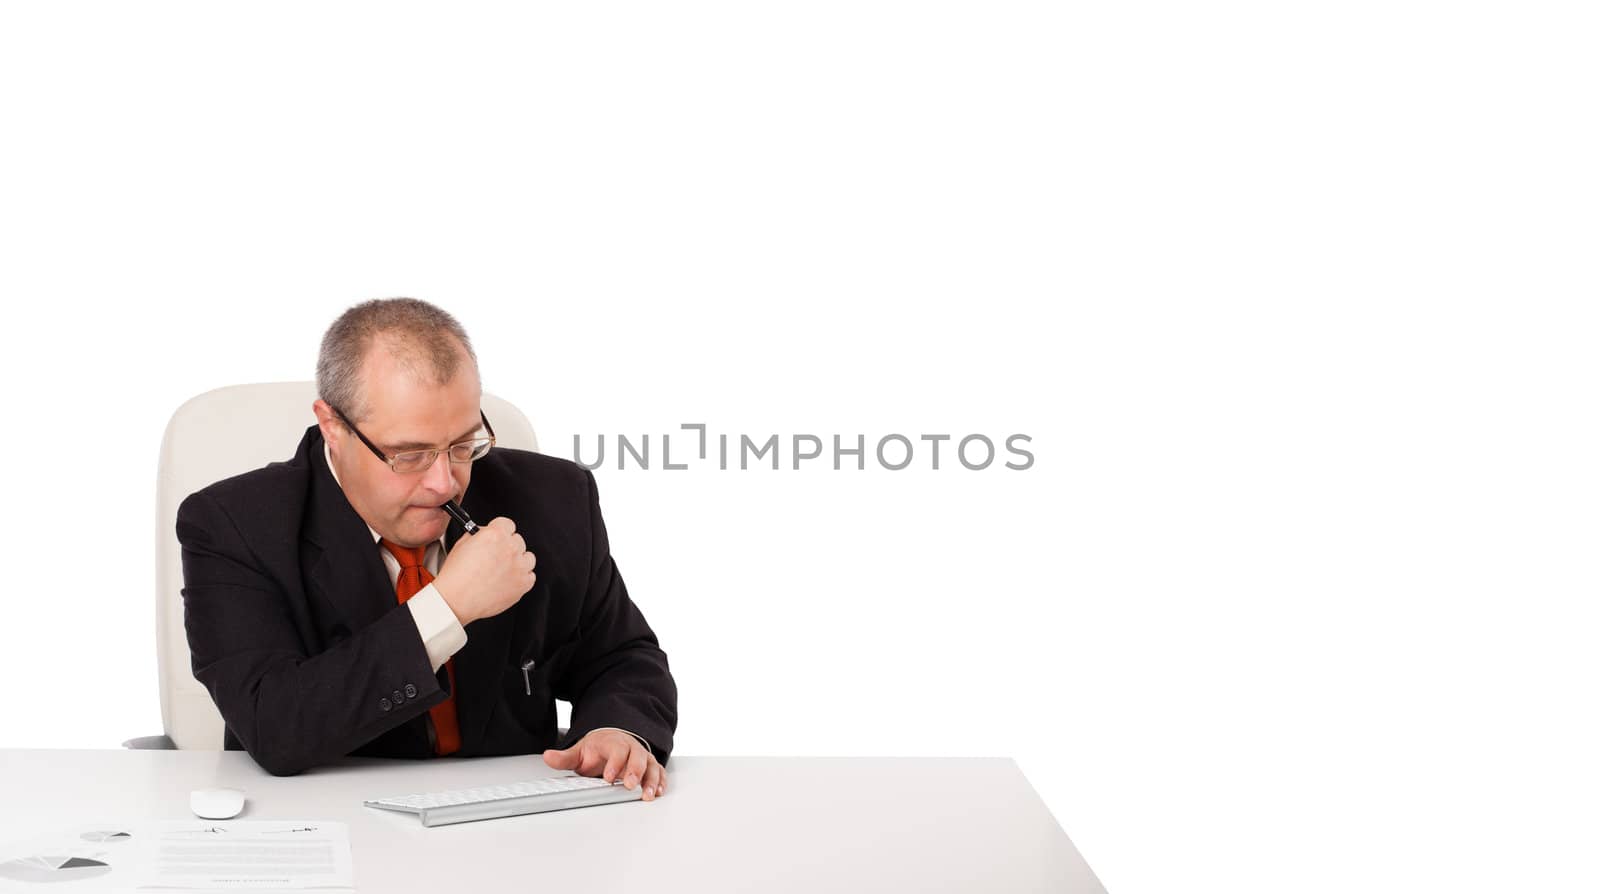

{"left": 315, "top": 342, "right": 483, "bottom": 548}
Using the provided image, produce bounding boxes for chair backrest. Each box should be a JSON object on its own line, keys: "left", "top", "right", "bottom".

{"left": 155, "top": 382, "right": 540, "bottom": 749}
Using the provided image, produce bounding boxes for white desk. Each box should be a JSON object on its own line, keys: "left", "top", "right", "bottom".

{"left": 0, "top": 749, "right": 1104, "bottom": 893}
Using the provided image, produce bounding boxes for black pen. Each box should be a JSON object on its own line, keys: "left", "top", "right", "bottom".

{"left": 441, "top": 499, "right": 480, "bottom": 535}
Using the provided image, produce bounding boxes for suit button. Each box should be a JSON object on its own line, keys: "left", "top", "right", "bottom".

{"left": 393, "top": 689, "right": 404, "bottom": 704}
{"left": 379, "top": 698, "right": 392, "bottom": 712}
{"left": 404, "top": 684, "right": 418, "bottom": 698}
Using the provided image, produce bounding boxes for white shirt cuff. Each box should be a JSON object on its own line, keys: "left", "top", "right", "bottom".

{"left": 592, "top": 727, "right": 653, "bottom": 757}
{"left": 407, "top": 583, "right": 468, "bottom": 673}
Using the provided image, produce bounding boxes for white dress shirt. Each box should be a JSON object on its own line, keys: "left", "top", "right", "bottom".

{"left": 324, "top": 442, "right": 650, "bottom": 756}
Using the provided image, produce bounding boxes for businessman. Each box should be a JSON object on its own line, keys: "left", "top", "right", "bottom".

{"left": 177, "top": 298, "right": 676, "bottom": 798}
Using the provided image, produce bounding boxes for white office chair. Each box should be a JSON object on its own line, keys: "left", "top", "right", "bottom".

{"left": 126, "top": 381, "right": 540, "bottom": 750}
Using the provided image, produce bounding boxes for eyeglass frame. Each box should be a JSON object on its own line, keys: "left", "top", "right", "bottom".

{"left": 329, "top": 403, "right": 497, "bottom": 474}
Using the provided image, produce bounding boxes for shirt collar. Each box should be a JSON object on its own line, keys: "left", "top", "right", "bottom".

{"left": 324, "top": 439, "right": 447, "bottom": 552}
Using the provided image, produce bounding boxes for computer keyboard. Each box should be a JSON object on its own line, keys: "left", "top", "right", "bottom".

{"left": 364, "top": 774, "right": 644, "bottom": 827}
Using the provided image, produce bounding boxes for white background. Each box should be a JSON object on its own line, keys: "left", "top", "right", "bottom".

{"left": 2, "top": 3, "right": 1596, "bottom": 892}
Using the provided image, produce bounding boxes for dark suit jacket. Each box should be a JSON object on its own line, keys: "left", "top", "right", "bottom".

{"left": 176, "top": 424, "right": 677, "bottom": 776}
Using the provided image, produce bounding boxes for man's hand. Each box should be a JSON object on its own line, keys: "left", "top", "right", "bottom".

{"left": 431, "top": 517, "right": 536, "bottom": 626}
{"left": 542, "top": 729, "right": 667, "bottom": 801}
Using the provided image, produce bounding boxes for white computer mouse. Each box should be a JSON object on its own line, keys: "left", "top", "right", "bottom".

{"left": 190, "top": 788, "right": 246, "bottom": 820}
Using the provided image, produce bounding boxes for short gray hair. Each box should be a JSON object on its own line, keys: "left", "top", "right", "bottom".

{"left": 316, "top": 298, "right": 479, "bottom": 423}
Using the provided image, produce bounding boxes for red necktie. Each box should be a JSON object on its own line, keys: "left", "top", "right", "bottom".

{"left": 379, "top": 539, "right": 462, "bottom": 756}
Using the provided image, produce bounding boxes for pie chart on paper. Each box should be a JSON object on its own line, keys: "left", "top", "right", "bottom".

{"left": 0, "top": 854, "right": 113, "bottom": 883}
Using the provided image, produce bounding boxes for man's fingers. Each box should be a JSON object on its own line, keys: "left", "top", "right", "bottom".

{"left": 541, "top": 748, "right": 573, "bottom": 769}
{"left": 623, "top": 747, "right": 648, "bottom": 791}
{"left": 601, "top": 748, "right": 627, "bottom": 783}
{"left": 601, "top": 747, "right": 627, "bottom": 785}
{"left": 641, "top": 761, "right": 662, "bottom": 801}
{"left": 579, "top": 745, "right": 608, "bottom": 777}
{"left": 551, "top": 733, "right": 662, "bottom": 795}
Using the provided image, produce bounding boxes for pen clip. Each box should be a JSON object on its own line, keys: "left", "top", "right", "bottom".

{"left": 521, "top": 658, "right": 536, "bottom": 695}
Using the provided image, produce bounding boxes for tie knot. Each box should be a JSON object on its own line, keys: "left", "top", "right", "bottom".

{"left": 379, "top": 538, "right": 428, "bottom": 570}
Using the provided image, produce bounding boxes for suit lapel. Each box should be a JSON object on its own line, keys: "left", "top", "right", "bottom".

{"left": 301, "top": 428, "right": 394, "bottom": 634}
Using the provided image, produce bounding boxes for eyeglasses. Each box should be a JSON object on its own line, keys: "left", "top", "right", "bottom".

{"left": 330, "top": 404, "right": 497, "bottom": 474}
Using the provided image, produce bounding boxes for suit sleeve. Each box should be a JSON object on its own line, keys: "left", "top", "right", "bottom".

{"left": 177, "top": 489, "right": 446, "bottom": 776}
{"left": 553, "top": 469, "right": 679, "bottom": 763}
